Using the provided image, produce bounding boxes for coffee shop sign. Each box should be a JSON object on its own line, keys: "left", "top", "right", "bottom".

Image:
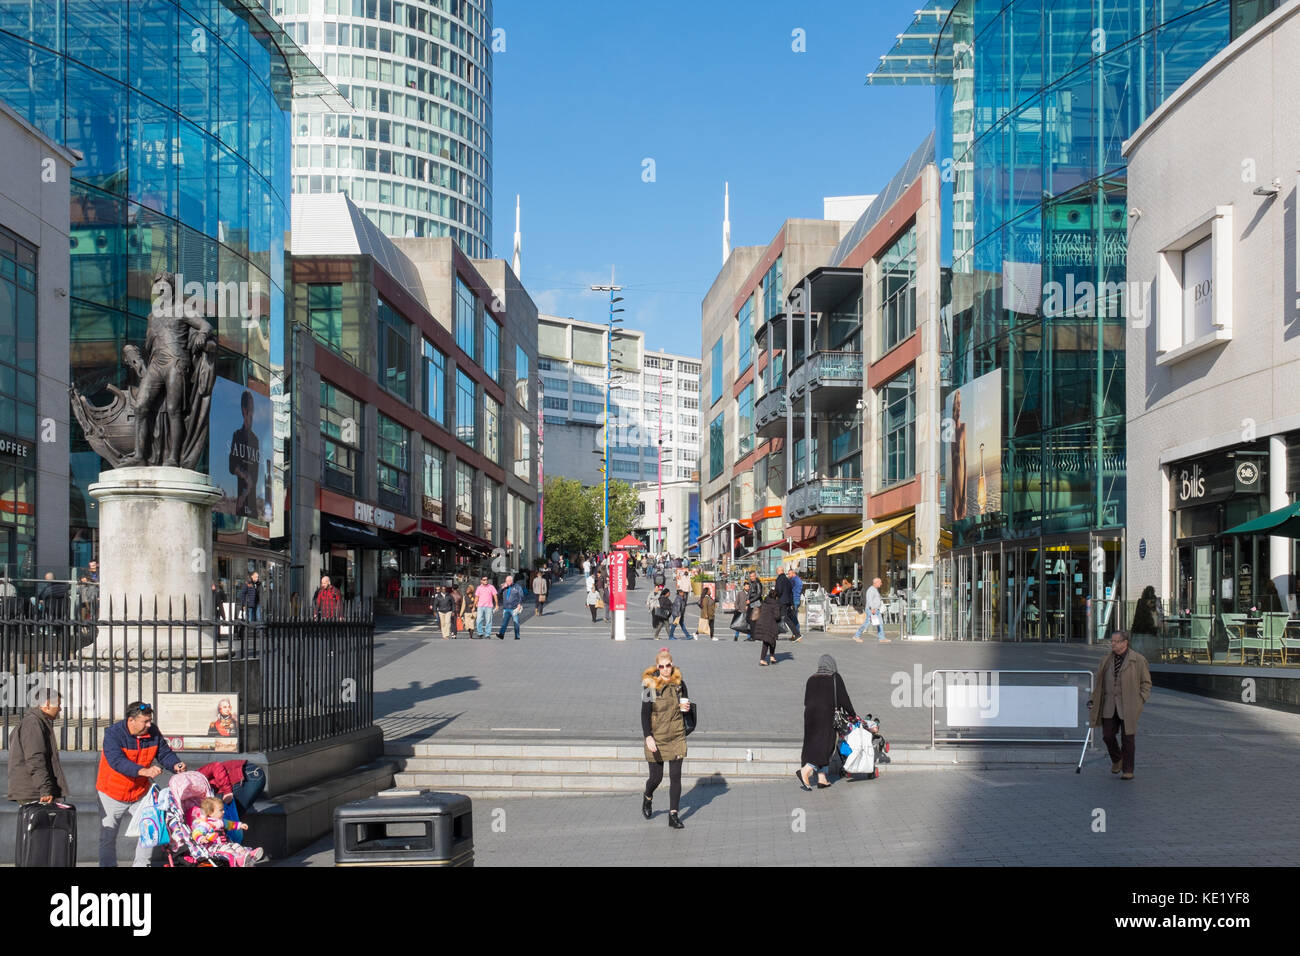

{"left": 354, "top": 501, "right": 396, "bottom": 530}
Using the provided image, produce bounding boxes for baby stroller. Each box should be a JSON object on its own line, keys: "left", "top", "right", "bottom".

{"left": 162, "top": 771, "right": 231, "bottom": 867}
{"left": 834, "top": 713, "right": 891, "bottom": 781}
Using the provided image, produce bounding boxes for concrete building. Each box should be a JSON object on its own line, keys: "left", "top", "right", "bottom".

{"left": 537, "top": 314, "right": 700, "bottom": 488}
{"left": 1124, "top": 1, "right": 1300, "bottom": 638}
{"left": 289, "top": 193, "right": 536, "bottom": 608}
{"left": 632, "top": 479, "right": 699, "bottom": 557}
{"left": 0, "top": 102, "right": 76, "bottom": 583}
{"left": 273, "top": 0, "right": 494, "bottom": 255}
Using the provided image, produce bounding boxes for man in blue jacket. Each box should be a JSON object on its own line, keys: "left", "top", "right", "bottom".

{"left": 96, "top": 701, "right": 185, "bottom": 867}
{"left": 497, "top": 575, "right": 524, "bottom": 640}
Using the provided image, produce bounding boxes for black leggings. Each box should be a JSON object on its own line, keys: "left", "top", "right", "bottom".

{"left": 590, "top": 605, "right": 598, "bottom": 622}
{"left": 644, "top": 758, "right": 683, "bottom": 812}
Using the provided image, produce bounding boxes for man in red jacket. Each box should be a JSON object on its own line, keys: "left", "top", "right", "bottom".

{"left": 96, "top": 701, "right": 185, "bottom": 867}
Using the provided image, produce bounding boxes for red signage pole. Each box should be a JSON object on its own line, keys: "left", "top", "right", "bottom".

{"left": 610, "top": 550, "right": 628, "bottom": 640}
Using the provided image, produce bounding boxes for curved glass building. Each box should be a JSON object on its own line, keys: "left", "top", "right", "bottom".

{"left": 273, "top": 0, "right": 493, "bottom": 255}
{"left": 0, "top": 0, "right": 330, "bottom": 585}
{"left": 918, "top": 0, "right": 1279, "bottom": 640}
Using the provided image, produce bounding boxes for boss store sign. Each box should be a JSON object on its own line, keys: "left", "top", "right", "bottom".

{"left": 1172, "top": 449, "right": 1266, "bottom": 508}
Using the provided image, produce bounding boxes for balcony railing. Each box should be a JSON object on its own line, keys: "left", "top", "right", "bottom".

{"left": 754, "top": 388, "right": 787, "bottom": 433}
{"left": 787, "top": 478, "right": 864, "bottom": 520}
{"left": 790, "top": 350, "right": 864, "bottom": 395}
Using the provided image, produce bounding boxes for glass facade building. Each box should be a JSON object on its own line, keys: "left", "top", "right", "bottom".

{"left": 0, "top": 0, "right": 319, "bottom": 583}
{"left": 920, "top": 0, "right": 1278, "bottom": 641}
{"left": 273, "top": 0, "right": 493, "bottom": 255}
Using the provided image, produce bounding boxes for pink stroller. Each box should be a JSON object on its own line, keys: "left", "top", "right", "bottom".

{"left": 163, "top": 771, "right": 229, "bottom": 867}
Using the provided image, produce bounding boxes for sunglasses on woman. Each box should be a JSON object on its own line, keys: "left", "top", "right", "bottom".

{"left": 657, "top": 663, "right": 673, "bottom": 670}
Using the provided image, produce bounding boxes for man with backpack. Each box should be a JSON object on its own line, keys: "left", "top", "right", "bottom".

{"left": 313, "top": 574, "right": 343, "bottom": 620}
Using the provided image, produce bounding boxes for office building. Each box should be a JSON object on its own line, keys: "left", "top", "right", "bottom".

{"left": 290, "top": 192, "right": 536, "bottom": 607}
{"left": 271, "top": 0, "right": 493, "bottom": 255}
{"left": 1125, "top": 1, "right": 1299, "bottom": 637}
{"left": 869, "top": 0, "right": 1282, "bottom": 641}
{"left": 0, "top": 0, "right": 339, "bottom": 594}
{"left": 536, "top": 314, "right": 701, "bottom": 488}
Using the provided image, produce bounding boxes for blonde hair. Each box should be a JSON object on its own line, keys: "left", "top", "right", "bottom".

{"left": 655, "top": 647, "right": 673, "bottom": 666}
{"left": 200, "top": 796, "right": 224, "bottom": 817}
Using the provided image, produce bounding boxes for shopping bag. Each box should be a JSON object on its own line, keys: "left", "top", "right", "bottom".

{"left": 842, "top": 724, "right": 876, "bottom": 775}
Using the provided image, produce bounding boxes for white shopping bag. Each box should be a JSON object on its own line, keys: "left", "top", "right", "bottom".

{"left": 842, "top": 724, "right": 876, "bottom": 775}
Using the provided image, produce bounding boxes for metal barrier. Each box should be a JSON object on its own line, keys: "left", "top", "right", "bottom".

{"left": 0, "top": 596, "right": 373, "bottom": 753}
{"left": 929, "top": 669, "right": 1094, "bottom": 759}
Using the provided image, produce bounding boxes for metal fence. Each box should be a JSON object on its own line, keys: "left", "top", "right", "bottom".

{"left": 0, "top": 595, "right": 374, "bottom": 753}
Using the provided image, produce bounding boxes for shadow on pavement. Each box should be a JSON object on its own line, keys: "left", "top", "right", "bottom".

{"left": 678, "top": 776, "right": 730, "bottom": 820}
{"left": 375, "top": 676, "right": 481, "bottom": 713}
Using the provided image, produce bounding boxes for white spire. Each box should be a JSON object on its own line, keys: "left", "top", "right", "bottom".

{"left": 722, "top": 182, "right": 731, "bottom": 264}
{"left": 512, "top": 194, "right": 522, "bottom": 279}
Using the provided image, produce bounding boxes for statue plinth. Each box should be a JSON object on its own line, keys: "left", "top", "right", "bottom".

{"left": 88, "top": 466, "right": 222, "bottom": 659}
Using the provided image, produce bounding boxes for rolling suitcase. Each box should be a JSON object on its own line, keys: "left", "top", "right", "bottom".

{"left": 16, "top": 802, "right": 77, "bottom": 867}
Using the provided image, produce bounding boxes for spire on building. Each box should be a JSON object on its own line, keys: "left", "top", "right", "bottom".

{"left": 512, "top": 194, "right": 522, "bottom": 279}
{"left": 722, "top": 182, "right": 731, "bottom": 264}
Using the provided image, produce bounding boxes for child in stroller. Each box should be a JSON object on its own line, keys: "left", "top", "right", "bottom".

{"left": 163, "top": 771, "right": 264, "bottom": 867}
{"left": 191, "top": 797, "right": 264, "bottom": 867}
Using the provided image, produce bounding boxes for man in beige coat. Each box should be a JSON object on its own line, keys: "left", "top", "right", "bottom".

{"left": 1088, "top": 630, "right": 1152, "bottom": 779}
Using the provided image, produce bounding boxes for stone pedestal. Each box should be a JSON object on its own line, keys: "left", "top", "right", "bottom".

{"left": 88, "top": 466, "right": 222, "bottom": 659}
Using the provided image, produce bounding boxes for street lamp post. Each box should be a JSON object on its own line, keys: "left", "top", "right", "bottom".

{"left": 590, "top": 278, "right": 624, "bottom": 555}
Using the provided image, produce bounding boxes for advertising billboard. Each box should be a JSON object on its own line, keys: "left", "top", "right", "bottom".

{"left": 211, "top": 377, "right": 274, "bottom": 532}
{"left": 945, "top": 368, "right": 1002, "bottom": 521}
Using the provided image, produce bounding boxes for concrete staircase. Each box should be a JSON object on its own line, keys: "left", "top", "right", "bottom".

{"left": 385, "top": 737, "right": 1086, "bottom": 797}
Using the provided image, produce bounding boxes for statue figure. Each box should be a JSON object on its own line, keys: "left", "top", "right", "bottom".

{"left": 71, "top": 271, "right": 217, "bottom": 470}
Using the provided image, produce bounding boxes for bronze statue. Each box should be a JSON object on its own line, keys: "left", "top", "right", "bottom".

{"left": 71, "top": 271, "right": 216, "bottom": 470}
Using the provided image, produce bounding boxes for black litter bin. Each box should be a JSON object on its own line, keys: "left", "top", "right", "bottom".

{"left": 334, "top": 790, "right": 473, "bottom": 867}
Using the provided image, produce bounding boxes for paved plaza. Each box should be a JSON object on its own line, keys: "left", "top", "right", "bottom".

{"left": 279, "top": 576, "right": 1300, "bottom": 866}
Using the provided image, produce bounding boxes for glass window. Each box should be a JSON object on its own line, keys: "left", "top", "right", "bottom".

{"left": 484, "top": 393, "right": 500, "bottom": 459}
{"left": 377, "top": 298, "right": 411, "bottom": 400}
{"left": 737, "top": 384, "right": 754, "bottom": 456}
{"left": 879, "top": 227, "right": 917, "bottom": 355}
{"left": 455, "top": 460, "right": 474, "bottom": 531}
{"left": 543, "top": 396, "right": 568, "bottom": 411}
{"left": 421, "top": 440, "right": 444, "bottom": 523}
{"left": 737, "top": 297, "right": 753, "bottom": 374}
{"left": 455, "top": 276, "right": 476, "bottom": 358}
{"left": 422, "top": 338, "right": 445, "bottom": 425}
{"left": 377, "top": 412, "right": 409, "bottom": 510}
{"left": 320, "top": 380, "right": 363, "bottom": 496}
{"left": 879, "top": 369, "right": 915, "bottom": 487}
{"left": 309, "top": 284, "right": 343, "bottom": 352}
{"left": 514, "top": 345, "right": 529, "bottom": 409}
{"left": 710, "top": 338, "right": 723, "bottom": 405}
{"left": 514, "top": 422, "right": 531, "bottom": 481}
{"left": 709, "top": 411, "right": 725, "bottom": 481}
{"left": 483, "top": 317, "right": 499, "bottom": 380}
{"left": 761, "top": 255, "right": 783, "bottom": 321}
{"left": 455, "top": 369, "right": 476, "bottom": 444}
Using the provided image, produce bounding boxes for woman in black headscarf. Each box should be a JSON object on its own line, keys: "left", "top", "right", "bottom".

{"left": 1130, "top": 585, "right": 1160, "bottom": 638}
{"left": 797, "top": 655, "right": 856, "bottom": 790}
{"left": 753, "top": 588, "right": 782, "bottom": 666}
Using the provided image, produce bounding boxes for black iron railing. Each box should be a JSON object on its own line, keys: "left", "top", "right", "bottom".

{"left": 0, "top": 596, "right": 374, "bottom": 753}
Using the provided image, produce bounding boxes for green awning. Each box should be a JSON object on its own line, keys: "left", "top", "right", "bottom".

{"left": 1221, "top": 501, "right": 1300, "bottom": 537}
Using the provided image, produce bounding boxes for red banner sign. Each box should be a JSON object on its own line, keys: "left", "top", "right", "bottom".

{"left": 609, "top": 551, "right": 627, "bottom": 612}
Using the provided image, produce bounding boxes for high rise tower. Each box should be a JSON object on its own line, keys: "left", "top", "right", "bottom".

{"left": 274, "top": 0, "right": 494, "bottom": 257}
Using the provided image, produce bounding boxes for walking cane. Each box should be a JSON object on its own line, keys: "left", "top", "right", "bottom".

{"left": 1076, "top": 726, "right": 1092, "bottom": 774}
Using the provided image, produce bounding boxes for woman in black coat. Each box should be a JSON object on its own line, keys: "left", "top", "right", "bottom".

{"left": 1130, "top": 585, "right": 1160, "bottom": 637}
{"left": 797, "top": 655, "right": 856, "bottom": 790}
{"left": 652, "top": 588, "right": 674, "bottom": 638}
{"left": 753, "top": 590, "right": 782, "bottom": 666}
{"left": 730, "top": 587, "right": 751, "bottom": 641}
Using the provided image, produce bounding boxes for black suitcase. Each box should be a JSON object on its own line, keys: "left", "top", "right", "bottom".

{"left": 16, "top": 802, "right": 77, "bottom": 867}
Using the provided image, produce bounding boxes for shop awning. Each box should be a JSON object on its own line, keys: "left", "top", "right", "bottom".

{"left": 420, "top": 520, "right": 457, "bottom": 543}
{"left": 788, "top": 526, "right": 862, "bottom": 563}
{"left": 322, "top": 517, "right": 384, "bottom": 548}
{"left": 613, "top": 534, "right": 644, "bottom": 550}
{"left": 455, "top": 531, "right": 492, "bottom": 554}
{"left": 827, "top": 513, "right": 913, "bottom": 555}
{"left": 1221, "top": 501, "right": 1300, "bottom": 537}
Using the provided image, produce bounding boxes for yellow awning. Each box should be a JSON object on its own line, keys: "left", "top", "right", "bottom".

{"left": 788, "top": 527, "right": 862, "bottom": 563}
{"left": 827, "top": 513, "right": 913, "bottom": 555}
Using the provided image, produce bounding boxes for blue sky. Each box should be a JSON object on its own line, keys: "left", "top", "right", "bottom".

{"left": 491, "top": 0, "right": 936, "bottom": 358}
